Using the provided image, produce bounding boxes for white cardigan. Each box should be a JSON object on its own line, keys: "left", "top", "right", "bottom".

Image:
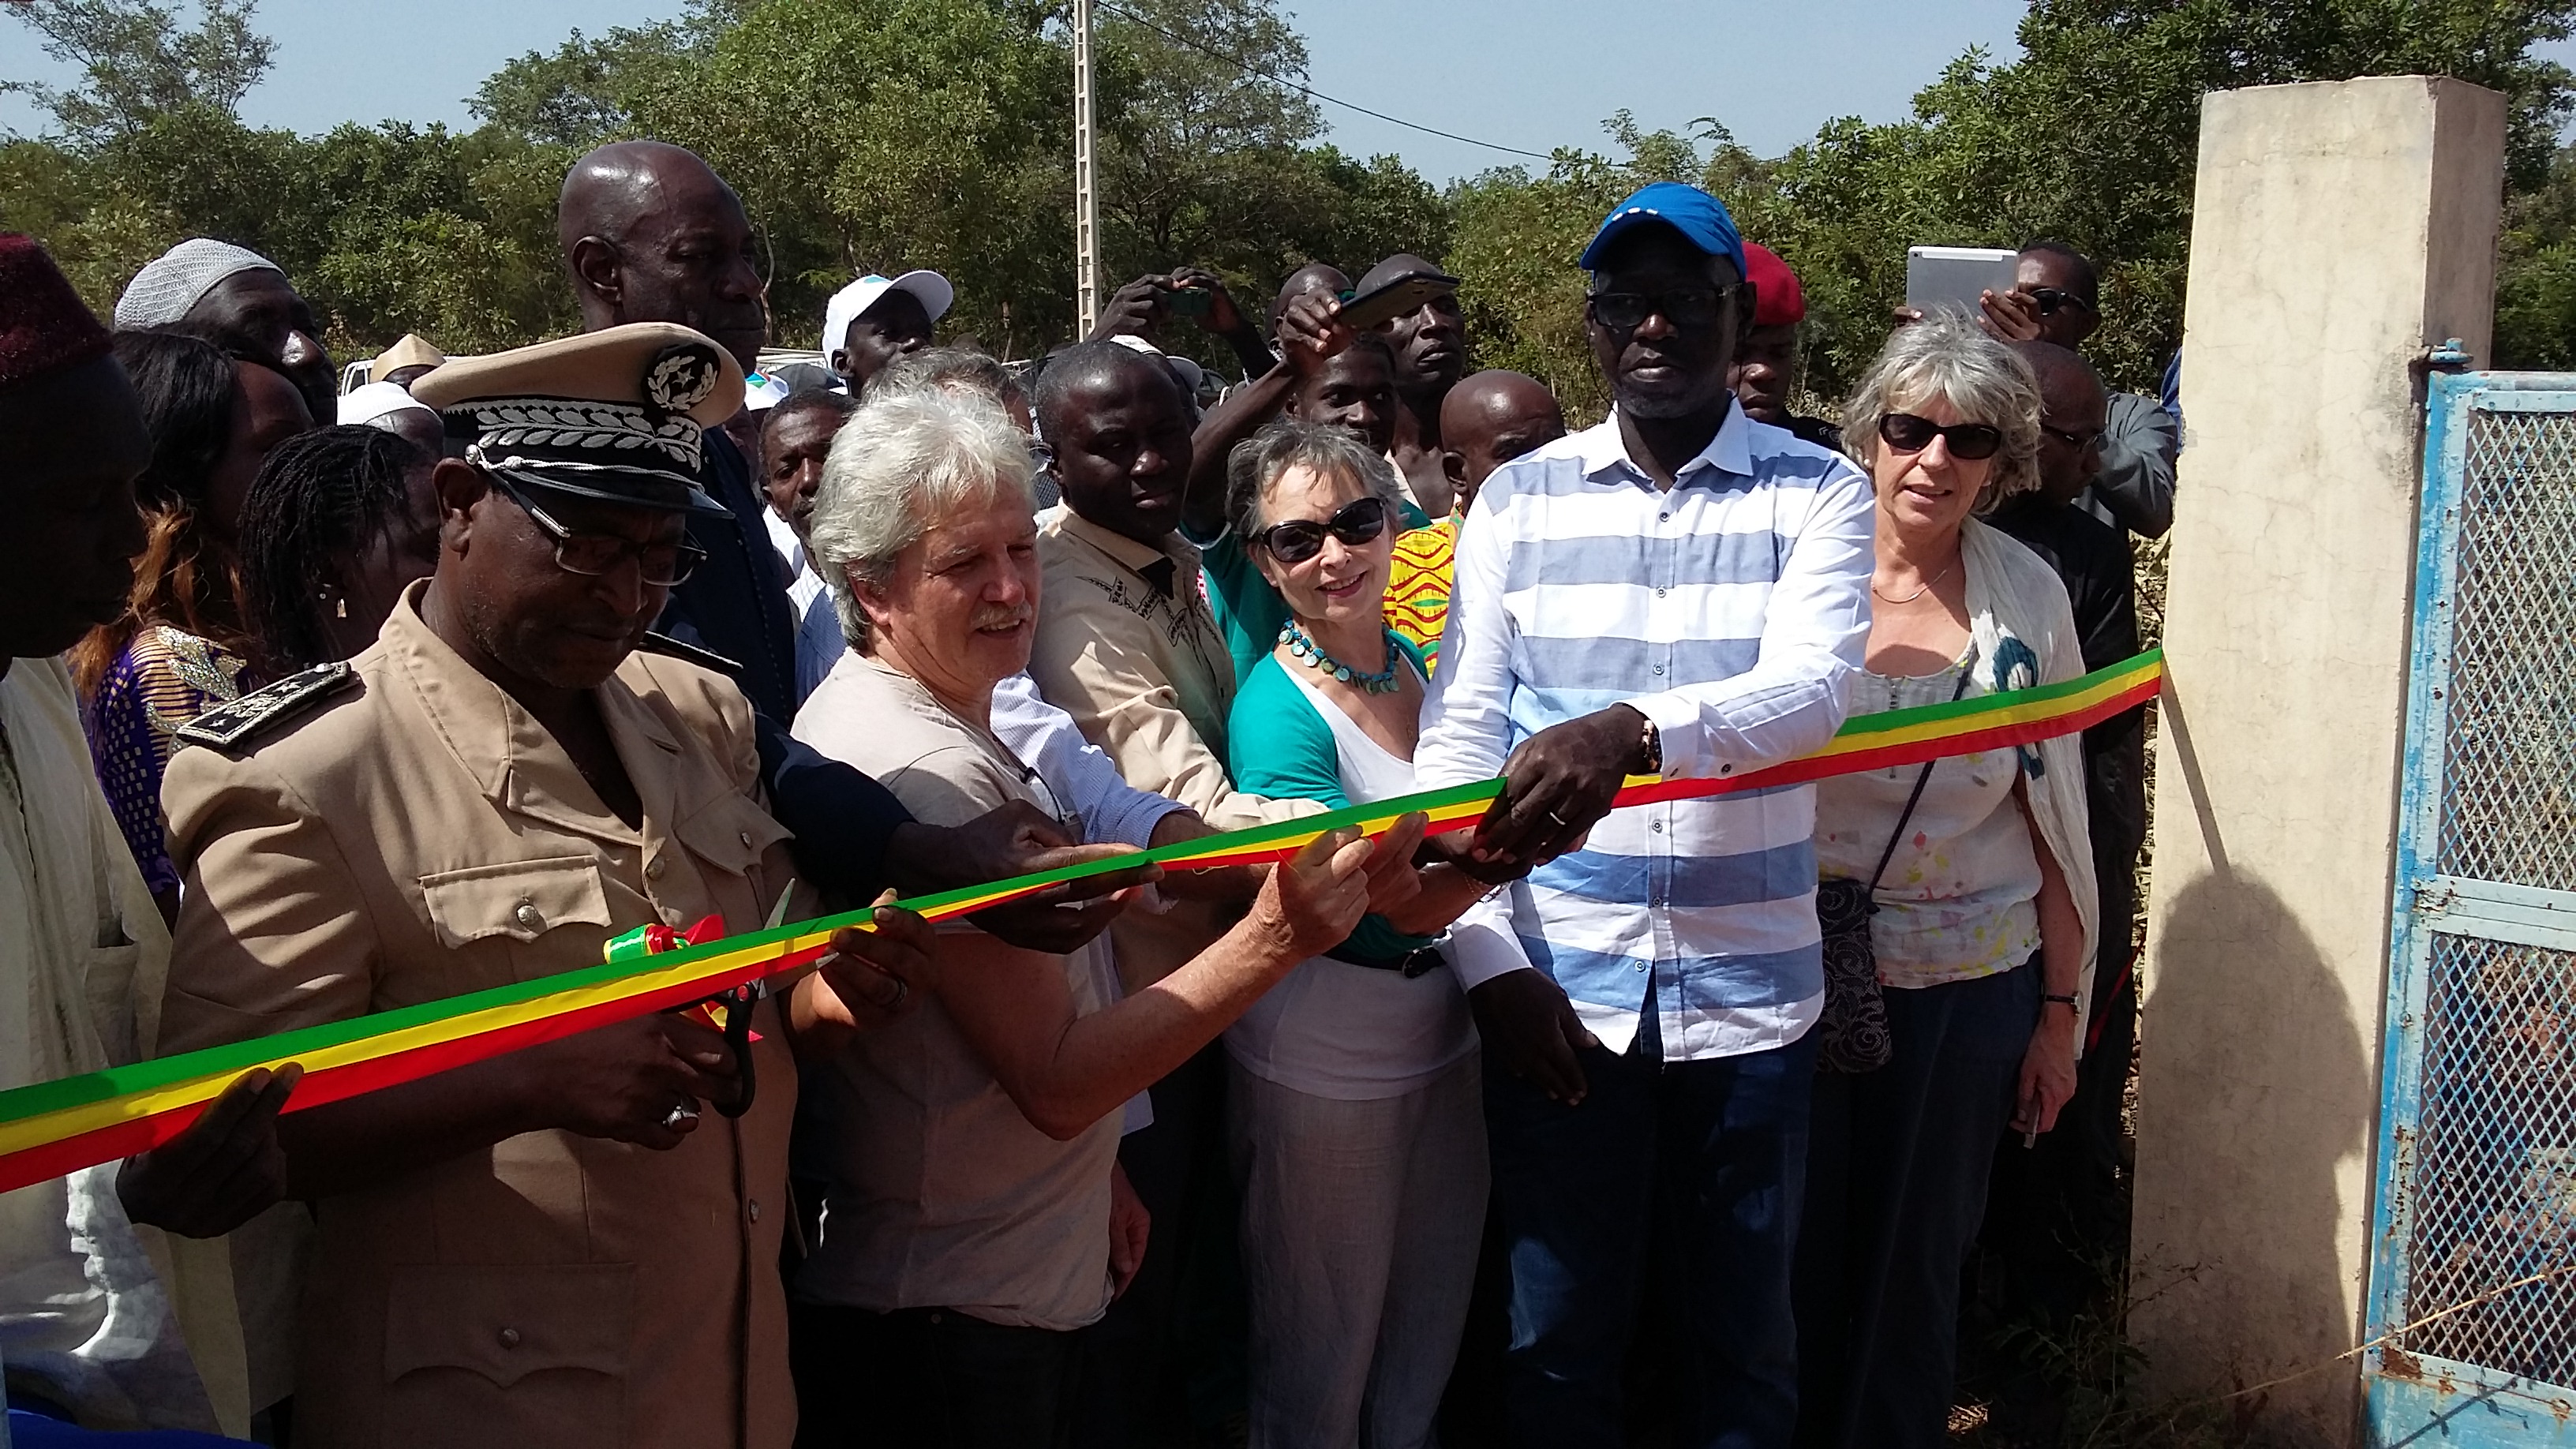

{"left": 1957, "top": 515, "right": 2103, "bottom": 1054}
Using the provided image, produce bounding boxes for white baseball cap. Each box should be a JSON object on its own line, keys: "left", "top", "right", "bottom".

{"left": 822, "top": 270, "right": 955, "bottom": 375}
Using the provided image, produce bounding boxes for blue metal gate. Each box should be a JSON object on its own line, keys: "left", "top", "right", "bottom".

{"left": 2364, "top": 367, "right": 2576, "bottom": 1446}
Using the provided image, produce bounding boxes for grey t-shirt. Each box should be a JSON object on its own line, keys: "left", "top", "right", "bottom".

{"left": 788, "top": 653, "right": 1122, "bottom": 1331}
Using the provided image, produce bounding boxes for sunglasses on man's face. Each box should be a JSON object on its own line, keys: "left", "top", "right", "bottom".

{"left": 1586, "top": 286, "right": 1731, "bottom": 332}
{"left": 1878, "top": 412, "right": 2005, "bottom": 461}
{"left": 2030, "top": 286, "right": 2095, "bottom": 318}
{"left": 1250, "top": 496, "right": 1390, "bottom": 564}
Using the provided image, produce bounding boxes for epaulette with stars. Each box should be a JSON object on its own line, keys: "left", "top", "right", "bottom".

{"left": 173, "top": 661, "right": 361, "bottom": 752}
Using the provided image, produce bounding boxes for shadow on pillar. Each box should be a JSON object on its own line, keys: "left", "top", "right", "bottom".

{"left": 2130, "top": 864, "right": 2376, "bottom": 1447}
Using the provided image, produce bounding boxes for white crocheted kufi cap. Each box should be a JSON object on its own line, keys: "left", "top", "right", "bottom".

{"left": 113, "top": 238, "right": 284, "bottom": 330}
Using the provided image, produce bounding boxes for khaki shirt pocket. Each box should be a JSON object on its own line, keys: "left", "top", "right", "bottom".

{"left": 381, "top": 1261, "right": 632, "bottom": 1447}
{"left": 418, "top": 857, "right": 612, "bottom": 951}
{"left": 674, "top": 794, "right": 791, "bottom": 885}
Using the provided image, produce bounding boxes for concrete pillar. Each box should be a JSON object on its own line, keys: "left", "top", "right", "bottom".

{"left": 2129, "top": 77, "right": 2503, "bottom": 1446}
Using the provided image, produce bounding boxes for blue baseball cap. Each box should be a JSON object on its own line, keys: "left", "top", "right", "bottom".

{"left": 1578, "top": 182, "right": 1747, "bottom": 279}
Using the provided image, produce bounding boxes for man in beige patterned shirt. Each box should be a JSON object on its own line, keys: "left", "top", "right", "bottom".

{"left": 1026, "top": 339, "right": 1319, "bottom": 1446}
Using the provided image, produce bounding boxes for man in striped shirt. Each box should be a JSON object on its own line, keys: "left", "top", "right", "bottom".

{"left": 1415, "top": 183, "right": 1874, "bottom": 1447}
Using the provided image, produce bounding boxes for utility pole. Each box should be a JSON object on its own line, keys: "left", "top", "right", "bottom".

{"left": 1073, "top": 0, "right": 1101, "bottom": 335}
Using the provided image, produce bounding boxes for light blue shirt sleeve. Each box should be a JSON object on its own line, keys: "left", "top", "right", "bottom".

{"left": 990, "top": 672, "right": 1188, "bottom": 848}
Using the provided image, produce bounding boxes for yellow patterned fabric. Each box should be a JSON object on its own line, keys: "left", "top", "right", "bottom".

{"left": 1383, "top": 519, "right": 1456, "bottom": 669}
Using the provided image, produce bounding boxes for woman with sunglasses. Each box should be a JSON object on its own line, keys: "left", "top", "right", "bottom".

{"left": 1793, "top": 313, "right": 2099, "bottom": 1449}
{"left": 1218, "top": 421, "right": 1497, "bottom": 1449}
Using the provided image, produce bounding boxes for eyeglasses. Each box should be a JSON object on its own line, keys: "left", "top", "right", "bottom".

{"left": 2040, "top": 421, "right": 2104, "bottom": 451}
{"left": 493, "top": 476, "right": 706, "bottom": 587}
{"left": 2030, "top": 286, "right": 2095, "bottom": 318}
{"left": 1249, "top": 496, "right": 1390, "bottom": 565}
{"left": 1586, "top": 286, "right": 1732, "bottom": 331}
{"left": 1878, "top": 413, "right": 2005, "bottom": 461}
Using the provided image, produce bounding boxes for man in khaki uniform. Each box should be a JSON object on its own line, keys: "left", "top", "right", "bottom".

{"left": 159, "top": 324, "right": 931, "bottom": 1449}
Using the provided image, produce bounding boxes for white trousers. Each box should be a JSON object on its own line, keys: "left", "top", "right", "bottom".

{"left": 1226, "top": 1051, "right": 1489, "bottom": 1449}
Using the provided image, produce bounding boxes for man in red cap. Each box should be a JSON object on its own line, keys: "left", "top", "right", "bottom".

{"left": 1730, "top": 242, "right": 1844, "bottom": 452}
{"left": 0, "top": 232, "right": 301, "bottom": 1438}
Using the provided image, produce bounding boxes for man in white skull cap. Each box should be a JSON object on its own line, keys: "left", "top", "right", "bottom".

{"left": 114, "top": 238, "right": 338, "bottom": 423}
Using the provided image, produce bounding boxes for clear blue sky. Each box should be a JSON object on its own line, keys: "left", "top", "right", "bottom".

{"left": 6, "top": 2, "right": 2571, "bottom": 181}
{"left": 1, "top": 0, "right": 2039, "bottom": 181}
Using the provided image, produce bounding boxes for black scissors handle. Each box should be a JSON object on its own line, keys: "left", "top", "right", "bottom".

{"left": 714, "top": 982, "right": 761, "bottom": 1118}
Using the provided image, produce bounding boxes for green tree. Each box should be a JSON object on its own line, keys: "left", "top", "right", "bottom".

{"left": 2495, "top": 140, "right": 2576, "bottom": 366}
{"left": 470, "top": 24, "right": 700, "bottom": 149}
{"left": 1443, "top": 0, "right": 2576, "bottom": 412}
{"left": 3, "top": 0, "right": 274, "bottom": 144}
{"left": 1752, "top": 0, "right": 2576, "bottom": 395}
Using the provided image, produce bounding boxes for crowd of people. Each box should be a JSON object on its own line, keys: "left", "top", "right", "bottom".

{"left": 0, "top": 133, "right": 2174, "bottom": 1449}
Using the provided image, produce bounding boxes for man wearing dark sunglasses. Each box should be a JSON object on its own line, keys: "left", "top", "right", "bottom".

{"left": 1413, "top": 182, "right": 1875, "bottom": 1449}
{"left": 1968, "top": 241, "right": 2177, "bottom": 540}
{"left": 162, "top": 324, "right": 939, "bottom": 1449}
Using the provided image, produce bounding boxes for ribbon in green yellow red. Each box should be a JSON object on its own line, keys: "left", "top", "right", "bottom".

{"left": 0, "top": 648, "right": 2161, "bottom": 1195}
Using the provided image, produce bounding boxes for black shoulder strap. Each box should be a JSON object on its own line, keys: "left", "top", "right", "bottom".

{"left": 1866, "top": 651, "right": 1978, "bottom": 893}
{"left": 173, "top": 661, "right": 360, "bottom": 751}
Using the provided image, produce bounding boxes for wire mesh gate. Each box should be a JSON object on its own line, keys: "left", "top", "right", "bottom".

{"left": 2364, "top": 369, "right": 2576, "bottom": 1446}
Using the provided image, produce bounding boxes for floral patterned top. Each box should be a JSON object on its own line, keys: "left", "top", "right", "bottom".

{"left": 84, "top": 625, "right": 252, "bottom": 896}
{"left": 1813, "top": 652, "right": 2042, "bottom": 989}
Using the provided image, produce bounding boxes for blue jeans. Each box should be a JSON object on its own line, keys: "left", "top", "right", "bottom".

{"left": 1484, "top": 999, "right": 1818, "bottom": 1449}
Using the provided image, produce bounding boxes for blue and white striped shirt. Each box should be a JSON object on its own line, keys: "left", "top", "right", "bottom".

{"left": 1415, "top": 403, "right": 1874, "bottom": 1061}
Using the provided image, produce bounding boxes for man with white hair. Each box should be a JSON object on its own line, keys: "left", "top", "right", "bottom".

{"left": 786, "top": 384, "right": 1388, "bottom": 1445}
{"left": 825, "top": 270, "right": 953, "bottom": 395}
{"left": 115, "top": 237, "right": 337, "bottom": 423}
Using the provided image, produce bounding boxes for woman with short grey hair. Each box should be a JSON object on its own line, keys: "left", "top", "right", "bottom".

{"left": 1219, "top": 420, "right": 1496, "bottom": 1449}
{"left": 1795, "top": 312, "right": 2098, "bottom": 1447}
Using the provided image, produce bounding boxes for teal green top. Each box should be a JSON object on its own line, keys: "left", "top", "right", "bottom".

{"left": 1227, "top": 636, "right": 1436, "bottom": 964}
{"left": 1188, "top": 496, "right": 1432, "bottom": 687}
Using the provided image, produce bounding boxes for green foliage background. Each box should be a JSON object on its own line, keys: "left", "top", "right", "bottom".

{"left": 9, "top": 0, "right": 2576, "bottom": 402}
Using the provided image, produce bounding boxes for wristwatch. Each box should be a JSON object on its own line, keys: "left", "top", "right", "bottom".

{"left": 1638, "top": 715, "right": 1662, "bottom": 776}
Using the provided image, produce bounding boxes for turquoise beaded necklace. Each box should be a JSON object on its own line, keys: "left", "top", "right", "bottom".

{"left": 1279, "top": 619, "right": 1403, "bottom": 695}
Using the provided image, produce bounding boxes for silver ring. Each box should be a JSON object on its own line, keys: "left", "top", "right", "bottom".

{"left": 1545, "top": 810, "right": 1571, "bottom": 827}
{"left": 661, "top": 1102, "right": 699, "bottom": 1131}
{"left": 883, "top": 975, "right": 911, "bottom": 1011}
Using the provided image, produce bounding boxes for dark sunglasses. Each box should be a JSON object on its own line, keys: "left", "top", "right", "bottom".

{"left": 1250, "top": 496, "right": 1390, "bottom": 564}
{"left": 1586, "top": 286, "right": 1732, "bottom": 331}
{"left": 494, "top": 475, "right": 706, "bottom": 587}
{"left": 1878, "top": 413, "right": 2005, "bottom": 461}
{"left": 2040, "top": 421, "right": 2104, "bottom": 451}
{"left": 2030, "top": 286, "right": 2095, "bottom": 318}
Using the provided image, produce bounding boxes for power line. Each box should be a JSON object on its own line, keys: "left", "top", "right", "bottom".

{"left": 1090, "top": 0, "right": 1558, "bottom": 163}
